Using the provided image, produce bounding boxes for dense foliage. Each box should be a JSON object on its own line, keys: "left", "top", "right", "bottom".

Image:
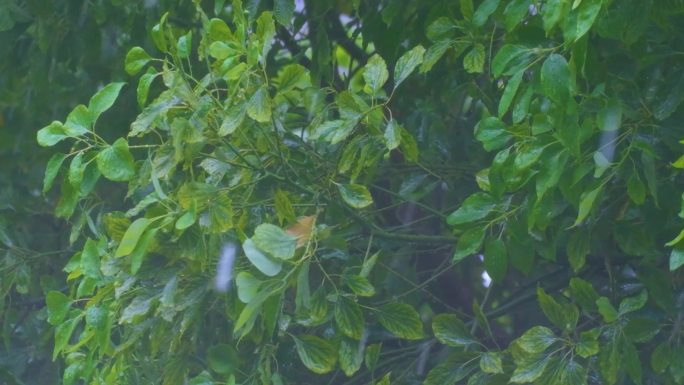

{"left": 4, "top": 0, "right": 684, "bottom": 384}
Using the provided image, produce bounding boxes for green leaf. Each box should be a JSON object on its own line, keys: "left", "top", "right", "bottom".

{"left": 599, "top": 339, "right": 619, "bottom": 384}
{"left": 623, "top": 340, "right": 643, "bottom": 385}
{"left": 360, "top": 252, "right": 379, "bottom": 278}
{"left": 274, "top": 0, "right": 295, "bottom": 27}
{"left": 424, "top": 360, "right": 477, "bottom": 385}
{"left": 236, "top": 271, "right": 261, "bottom": 303}
{"left": 432, "top": 314, "right": 476, "bottom": 347}
{"left": 671, "top": 247, "right": 684, "bottom": 271}
{"left": 345, "top": 275, "right": 376, "bottom": 297}
{"left": 473, "top": 0, "right": 501, "bottom": 27}
{"left": 537, "top": 287, "right": 578, "bottom": 330}
{"left": 81, "top": 238, "right": 101, "bottom": 280}
{"left": 274, "top": 64, "right": 311, "bottom": 92}
{"left": 618, "top": 290, "right": 648, "bottom": 315}
{"left": 43, "top": 153, "right": 67, "bottom": 194}
{"left": 384, "top": 119, "right": 402, "bottom": 150}
{"left": 246, "top": 86, "right": 272, "bottom": 123}
{"left": 503, "top": 0, "right": 530, "bottom": 31}
{"left": 375, "top": 303, "right": 424, "bottom": 340}
{"left": 253, "top": 223, "right": 297, "bottom": 260}
{"left": 125, "top": 47, "right": 152, "bottom": 75}
{"left": 219, "top": 104, "right": 246, "bottom": 136}
{"left": 627, "top": 173, "right": 646, "bottom": 205}
{"left": 453, "top": 227, "right": 485, "bottom": 262}
{"left": 365, "top": 343, "right": 381, "bottom": 370}
{"left": 176, "top": 31, "right": 192, "bottom": 59}
{"left": 37, "top": 121, "right": 68, "bottom": 147}
{"left": 492, "top": 44, "right": 529, "bottom": 78}
{"left": 55, "top": 178, "right": 79, "bottom": 219}
{"left": 129, "top": 227, "right": 157, "bottom": 274}
{"left": 541, "top": 54, "right": 572, "bottom": 104}
{"left": 567, "top": 229, "right": 590, "bottom": 271}
{"left": 175, "top": 209, "right": 196, "bottom": 230}
{"left": 64, "top": 104, "right": 92, "bottom": 136}
{"left": 120, "top": 296, "right": 154, "bottom": 324}
{"left": 46, "top": 291, "right": 72, "bottom": 326}
{"left": 474, "top": 117, "right": 511, "bottom": 151}
{"left": 207, "top": 344, "right": 238, "bottom": 375}
{"left": 274, "top": 190, "right": 296, "bottom": 224}
{"left": 137, "top": 68, "right": 158, "bottom": 108}
{"left": 571, "top": 185, "right": 602, "bottom": 227}
{"left": 293, "top": 335, "right": 337, "bottom": 374}
{"left": 89, "top": 82, "right": 125, "bottom": 121}
{"left": 256, "top": 12, "right": 275, "bottom": 62}
{"left": 96, "top": 138, "right": 136, "bottom": 182}
{"left": 447, "top": 192, "right": 497, "bottom": 225}
{"left": 569, "top": 277, "right": 598, "bottom": 312}
{"left": 53, "top": 317, "right": 81, "bottom": 360}
{"left": 575, "top": 329, "right": 600, "bottom": 358}
{"left": 510, "top": 354, "right": 552, "bottom": 383}
{"left": 463, "top": 43, "right": 485, "bottom": 73}
{"left": 67, "top": 152, "right": 85, "bottom": 188}
{"left": 338, "top": 183, "right": 374, "bottom": 209}
{"left": 339, "top": 338, "right": 363, "bottom": 377}
{"left": 243, "top": 238, "right": 282, "bottom": 276}
{"left": 595, "top": 297, "right": 618, "bottom": 322}
{"left": 393, "top": 45, "right": 425, "bottom": 89}
{"left": 480, "top": 352, "right": 503, "bottom": 374}
{"left": 335, "top": 297, "right": 364, "bottom": 339}
{"left": 516, "top": 326, "right": 557, "bottom": 353}
{"left": 543, "top": 0, "right": 566, "bottom": 32}
{"left": 498, "top": 71, "right": 523, "bottom": 117}
{"left": 363, "top": 54, "right": 389, "bottom": 93}
{"left": 650, "top": 343, "right": 671, "bottom": 374}
{"left": 565, "top": 0, "right": 602, "bottom": 42}
{"left": 420, "top": 39, "right": 453, "bottom": 73}
{"left": 484, "top": 237, "right": 508, "bottom": 282}
{"left": 115, "top": 218, "right": 151, "bottom": 257}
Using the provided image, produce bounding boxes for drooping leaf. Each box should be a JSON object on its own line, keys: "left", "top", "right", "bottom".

{"left": 115, "top": 217, "right": 151, "bottom": 257}
{"left": 334, "top": 296, "right": 365, "bottom": 339}
{"left": 571, "top": 185, "right": 602, "bottom": 227}
{"left": 484, "top": 236, "right": 508, "bottom": 282}
{"left": 541, "top": 54, "right": 572, "bottom": 104}
{"left": 595, "top": 297, "right": 618, "bottom": 323}
{"left": 43, "top": 153, "right": 67, "bottom": 193}
{"left": 384, "top": 119, "right": 402, "bottom": 150}
{"left": 339, "top": 338, "right": 363, "bottom": 377}
{"left": 498, "top": 71, "right": 523, "bottom": 117}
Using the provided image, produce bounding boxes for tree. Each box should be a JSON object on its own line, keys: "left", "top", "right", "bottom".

{"left": 5, "top": 0, "right": 684, "bottom": 384}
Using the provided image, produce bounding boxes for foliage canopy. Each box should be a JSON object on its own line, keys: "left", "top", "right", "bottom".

{"left": 3, "top": 0, "right": 684, "bottom": 384}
